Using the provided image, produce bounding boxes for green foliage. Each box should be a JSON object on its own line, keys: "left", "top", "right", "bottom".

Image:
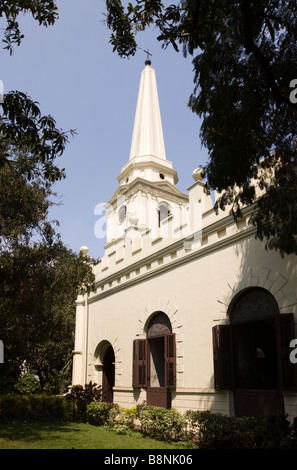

{"left": 0, "top": 421, "right": 183, "bottom": 449}
{"left": 0, "top": 2, "right": 98, "bottom": 396}
{"left": 86, "top": 402, "right": 297, "bottom": 447}
{"left": 0, "top": 122, "right": 96, "bottom": 393}
{"left": 105, "top": 1, "right": 297, "bottom": 256}
{"left": 0, "top": 1, "right": 59, "bottom": 54}
{"left": 42, "top": 368, "right": 71, "bottom": 396}
{"left": 1, "top": 396, "right": 297, "bottom": 449}
{"left": 67, "top": 382, "right": 102, "bottom": 421}
{"left": 1, "top": 91, "right": 74, "bottom": 185}
{"left": 0, "top": 395, "right": 74, "bottom": 423}
{"left": 185, "top": 409, "right": 297, "bottom": 449}
{"left": 105, "top": 1, "right": 176, "bottom": 57}
{"left": 185, "top": 410, "right": 262, "bottom": 445}
{"left": 0, "top": 241, "right": 96, "bottom": 393}
{"left": 113, "top": 406, "right": 138, "bottom": 434}
{"left": 136, "top": 405, "right": 186, "bottom": 442}
{"left": 14, "top": 373, "right": 41, "bottom": 395}
{"left": 68, "top": 382, "right": 102, "bottom": 404}
{"left": 86, "top": 402, "right": 120, "bottom": 426}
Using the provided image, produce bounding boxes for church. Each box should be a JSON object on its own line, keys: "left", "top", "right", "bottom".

{"left": 72, "top": 58, "right": 297, "bottom": 420}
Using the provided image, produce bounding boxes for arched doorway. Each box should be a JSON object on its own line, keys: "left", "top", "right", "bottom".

{"left": 213, "top": 287, "right": 296, "bottom": 417}
{"left": 132, "top": 311, "right": 176, "bottom": 409}
{"left": 102, "top": 345, "right": 115, "bottom": 403}
{"left": 230, "top": 288, "right": 283, "bottom": 417}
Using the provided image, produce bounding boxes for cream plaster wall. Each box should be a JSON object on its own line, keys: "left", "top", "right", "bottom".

{"left": 77, "top": 229, "right": 297, "bottom": 417}
{"left": 72, "top": 62, "right": 297, "bottom": 419}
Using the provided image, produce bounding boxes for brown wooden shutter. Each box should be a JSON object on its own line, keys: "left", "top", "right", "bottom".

{"left": 279, "top": 313, "right": 297, "bottom": 390}
{"left": 212, "top": 325, "right": 232, "bottom": 390}
{"left": 164, "top": 333, "right": 176, "bottom": 389}
{"left": 132, "top": 339, "right": 148, "bottom": 388}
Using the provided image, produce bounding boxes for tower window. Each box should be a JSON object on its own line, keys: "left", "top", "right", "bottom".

{"left": 159, "top": 173, "right": 165, "bottom": 180}
{"left": 158, "top": 204, "right": 171, "bottom": 227}
{"left": 118, "top": 205, "right": 127, "bottom": 223}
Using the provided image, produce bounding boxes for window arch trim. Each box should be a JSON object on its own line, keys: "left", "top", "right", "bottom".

{"left": 228, "top": 287, "right": 279, "bottom": 325}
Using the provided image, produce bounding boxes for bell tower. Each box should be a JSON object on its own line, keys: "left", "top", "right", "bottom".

{"left": 104, "top": 60, "right": 189, "bottom": 256}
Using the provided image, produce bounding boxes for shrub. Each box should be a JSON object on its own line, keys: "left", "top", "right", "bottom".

{"left": 86, "top": 402, "right": 120, "bottom": 426}
{"left": 253, "top": 411, "right": 295, "bottom": 449}
{"left": 66, "top": 381, "right": 102, "bottom": 421}
{"left": 137, "top": 406, "right": 186, "bottom": 442}
{"left": 185, "top": 409, "right": 297, "bottom": 449}
{"left": 198, "top": 426, "right": 255, "bottom": 449}
{"left": 14, "top": 373, "right": 41, "bottom": 395}
{"left": 43, "top": 369, "right": 71, "bottom": 395}
{"left": 0, "top": 395, "right": 74, "bottom": 422}
{"left": 114, "top": 407, "right": 138, "bottom": 434}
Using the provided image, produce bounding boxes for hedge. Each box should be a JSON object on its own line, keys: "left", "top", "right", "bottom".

{"left": 1, "top": 394, "right": 297, "bottom": 448}
{"left": 86, "top": 402, "right": 119, "bottom": 426}
{"left": 86, "top": 404, "right": 297, "bottom": 448}
{"left": 0, "top": 395, "right": 74, "bottom": 422}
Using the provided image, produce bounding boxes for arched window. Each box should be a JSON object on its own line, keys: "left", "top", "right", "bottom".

{"left": 118, "top": 205, "right": 127, "bottom": 224}
{"left": 132, "top": 312, "right": 176, "bottom": 409}
{"left": 94, "top": 341, "right": 115, "bottom": 403}
{"left": 213, "top": 287, "right": 296, "bottom": 417}
{"left": 158, "top": 204, "right": 171, "bottom": 227}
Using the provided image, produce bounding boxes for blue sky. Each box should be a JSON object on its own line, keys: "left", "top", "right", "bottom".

{"left": 1, "top": 0, "right": 209, "bottom": 259}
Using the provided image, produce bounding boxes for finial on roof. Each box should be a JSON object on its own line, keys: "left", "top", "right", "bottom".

{"left": 80, "top": 246, "right": 89, "bottom": 255}
{"left": 192, "top": 168, "right": 205, "bottom": 182}
{"left": 144, "top": 48, "right": 152, "bottom": 66}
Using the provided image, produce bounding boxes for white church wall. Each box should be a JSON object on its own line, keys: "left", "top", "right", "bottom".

{"left": 73, "top": 61, "right": 297, "bottom": 420}
{"left": 79, "top": 223, "right": 297, "bottom": 415}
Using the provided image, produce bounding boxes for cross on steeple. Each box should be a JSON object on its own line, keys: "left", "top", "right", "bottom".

{"left": 144, "top": 49, "right": 152, "bottom": 65}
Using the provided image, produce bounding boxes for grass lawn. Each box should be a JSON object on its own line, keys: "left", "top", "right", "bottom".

{"left": 0, "top": 422, "right": 194, "bottom": 450}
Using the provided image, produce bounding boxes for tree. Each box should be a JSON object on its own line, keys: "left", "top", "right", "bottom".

{"left": 1, "top": 91, "right": 75, "bottom": 184}
{"left": 0, "top": 110, "right": 96, "bottom": 392}
{"left": 0, "top": 239, "right": 96, "bottom": 393}
{"left": 0, "top": 1, "right": 97, "bottom": 393}
{"left": 105, "top": 0, "right": 297, "bottom": 256}
{"left": 0, "top": 0, "right": 58, "bottom": 54}
{"left": 0, "top": 136, "right": 97, "bottom": 393}
{"left": 0, "top": 94, "right": 97, "bottom": 394}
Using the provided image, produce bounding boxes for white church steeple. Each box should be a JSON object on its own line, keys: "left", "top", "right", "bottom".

{"left": 104, "top": 60, "right": 189, "bottom": 250}
{"left": 117, "top": 60, "right": 178, "bottom": 186}
{"left": 129, "top": 60, "right": 166, "bottom": 162}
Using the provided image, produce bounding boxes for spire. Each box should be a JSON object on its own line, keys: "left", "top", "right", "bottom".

{"left": 129, "top": 61, "right": 166, "bottom": 161}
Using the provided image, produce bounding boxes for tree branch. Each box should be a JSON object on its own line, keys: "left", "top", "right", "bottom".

{"left": 241, "top": 0, "right": 292, "bottom": 107}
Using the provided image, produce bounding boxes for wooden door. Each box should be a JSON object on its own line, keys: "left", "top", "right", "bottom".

{"left": 102, "top": 345, "right": 115, "bottom": 403}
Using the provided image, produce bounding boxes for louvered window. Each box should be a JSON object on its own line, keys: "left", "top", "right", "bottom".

{"left": 212, "top": 325, "right": 232, "bottom": 390}
{"left": 132, "top": 339, "right": 148, "bottom": 388}
{"left": 165, "top": 333, "right": 176, "bottom": 388}
{"left": 132, "top": 333, "right": 176, "bottom": 389}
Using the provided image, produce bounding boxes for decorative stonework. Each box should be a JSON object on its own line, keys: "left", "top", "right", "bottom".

{"left": 147, "top": 311, "right": 172, "bottom": 338}
{"left": 218, "top": 266, "right": 297, "bottom": 320}
{"left": 231, "top": 287, "right": 279, "bottom": 323}
{"left": 90, "top": 333, "right": 122, "bottom": 386}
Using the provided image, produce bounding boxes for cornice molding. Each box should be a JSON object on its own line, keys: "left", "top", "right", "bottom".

{"left": 108, "top": 177, "right": 188, "bottom": 206}
{"left": 88, "top": 221, "right": 257, "bottom": 304}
